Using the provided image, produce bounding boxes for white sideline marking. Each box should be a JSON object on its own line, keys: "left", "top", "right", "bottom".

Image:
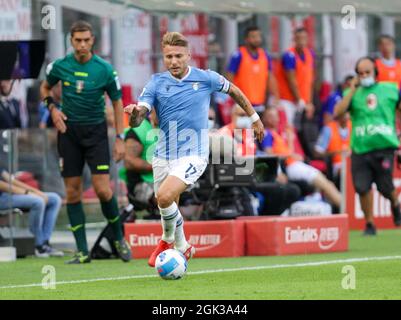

{"left": 1, "top": 255, "right": 401, "bottom": 290}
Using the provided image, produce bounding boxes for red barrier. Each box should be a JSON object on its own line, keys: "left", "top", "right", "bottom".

{"left": 244, "top": 214, "right": 349, "bottom": 256}
{"left": 124, "top": 220, "right": 245, "bottom": 259}
{"left": 345, "top": 156, "right": 400, "bottom": 229}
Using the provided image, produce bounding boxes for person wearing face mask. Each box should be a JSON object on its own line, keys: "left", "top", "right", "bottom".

{"left": 334, "top": 56, "right": 401, "bottom": 235}
{"left": 218, "top": 104, "right": 257, "bottom": 156}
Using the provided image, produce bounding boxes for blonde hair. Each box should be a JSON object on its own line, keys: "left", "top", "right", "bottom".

{"left": 162, "top": 32, "right": 188, "bottom": 48}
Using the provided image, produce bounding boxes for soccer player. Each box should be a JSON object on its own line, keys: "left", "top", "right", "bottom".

{"left": 335, "top": 56, "right": 401, "bottom": 235}
{"left": 40, "top": 20, "right": 131, "bottom": 264}
{"left": 124, "top": 32, "right": 264, "bottom": 267}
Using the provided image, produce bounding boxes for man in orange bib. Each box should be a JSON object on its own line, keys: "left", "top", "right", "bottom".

{"left": 275, "top": 28, "right": 315, "bottom": 128}
{"left": 375, "top": 35, "right": 401, "bottom": 87}
{"left": 226, "top": 26, "right": 279, "bottom": 115}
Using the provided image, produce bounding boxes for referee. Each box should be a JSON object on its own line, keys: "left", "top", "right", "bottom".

{"left": 335, "top": 56, "right": 401, "bottom": 235}
{"left": 40, "top": 21, "right": 131, "bottom": 263}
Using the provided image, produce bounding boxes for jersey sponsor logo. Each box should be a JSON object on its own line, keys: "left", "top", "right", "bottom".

{"left": 366, "top": 93, "right": 378, "bottom": 110}
{"left": 74, "top": 71, "right": 88, "bottom": 77}
{"left": 192, "top": 82, "right": 199, "bottom": 91}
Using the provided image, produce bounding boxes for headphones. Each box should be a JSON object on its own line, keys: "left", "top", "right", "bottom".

{"left": 354, "top": 56, "right": 379, "bottom": 77}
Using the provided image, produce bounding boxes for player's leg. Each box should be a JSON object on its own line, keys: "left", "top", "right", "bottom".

{"left": 372, "top": 150, "right": 401, "bottom": 226}
{"left": 86, "top": 122, "right": 131, "bottom": 261}
{"left": 147, "top": 159, "right": 176, "bottom": 266}
{"left": 169, "top": 157, "right": 208, "bottom": 257}
{"left": 351, "top": 152, "right": 376, "bottom": 235}
{"left": 91, "top": 174, "right": 131, "bottom": 262}
{"left": 57, "top": 126, "right": 90, "bottom": 263}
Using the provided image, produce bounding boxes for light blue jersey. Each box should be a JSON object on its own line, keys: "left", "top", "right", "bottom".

{"left": 138, "top": 66, "right": 230, "bottom": 160}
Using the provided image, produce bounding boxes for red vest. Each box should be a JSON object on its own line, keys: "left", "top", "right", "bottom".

{"left": 233, "top": 46, "right": 269, "bottom": 105}
{"left": 276, "top": 47, "right": 314, "bottom": 103}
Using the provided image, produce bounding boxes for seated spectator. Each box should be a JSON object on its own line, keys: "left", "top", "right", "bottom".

{"left": 260, "top": 106, "right": 341, "bottom": 210}
{"left": 315, "top": 112, "right": 351, "bottom": 188}
{"left": 0, "top": 80, "right": 22, "bottom": 129}
{"left": 119, "top": 110, "right": 158, "bottom": 216}
{"left": 0, "top": 166, "right": 63, "bottom": 258}
{"left": 218, "top": 104, "right": 257, "bottom": 156}
{"left": 319, "top": 75, "right": 353, "bottom": 128}
{"left": 217, "top": 104, "right": 301, "bottom": 215}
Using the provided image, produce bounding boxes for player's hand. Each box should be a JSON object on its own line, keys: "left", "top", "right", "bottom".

{"left": 113, "top": 137, "right": 125, "bottom": 162}
{"left": 252, "top": 119, "right": 265, "bottom": 143}
{"left": 124, "top": 104, "right": 147, "bottom": 128}
{"left": 50, "top": 108, "right": 67, "bottom": 133}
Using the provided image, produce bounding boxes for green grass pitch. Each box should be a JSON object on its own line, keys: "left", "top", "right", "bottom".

{"left": 0, "top": 229, "right": 400, "bottom": 300}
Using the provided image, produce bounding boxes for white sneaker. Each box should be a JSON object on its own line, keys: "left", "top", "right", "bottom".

{"left": 35, "top": 247, "right": 50, "bottom": 258}
{"left": 44, "top": 244, "right": 64, "bottom": 257}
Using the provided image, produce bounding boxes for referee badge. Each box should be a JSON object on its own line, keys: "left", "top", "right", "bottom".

{"left": 366, "top": 93, "right": 377, "bottom": 110}
{"left": 76, "top": 80, "right": 84, "bottom": 93}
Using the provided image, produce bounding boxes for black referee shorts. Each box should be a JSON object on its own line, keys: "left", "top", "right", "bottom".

{"left": 351, "top": 148, "right": 396, "bottom": 198}
{"left": 57, "top": 121, "right": 110, "bottom": 178}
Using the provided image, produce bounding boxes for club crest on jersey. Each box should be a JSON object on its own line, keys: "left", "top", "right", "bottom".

{"left": 192, "top": 82, "right": 199, "bottom": 91}
{"left": 366, "top": 93, "right": 377, "bottom": 110}
{"left": 76, "top": 80, "right": 84, "bottom": 93}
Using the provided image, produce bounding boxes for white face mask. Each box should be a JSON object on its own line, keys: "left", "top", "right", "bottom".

{"left": 360, "top": 76, "right": 375, "bottom": 87}
{"left": 236, "top": 116, "right": 252, "bottom": 129}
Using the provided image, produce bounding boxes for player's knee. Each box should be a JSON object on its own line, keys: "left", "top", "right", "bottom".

{"left": 156, "top": 191, "right": 175, "bottom": 208}
{"left": 65, "top": 186, "right": 81, "bottom": 203}
{"left": 95, "top": 187, "right": 112, "bottom": 202}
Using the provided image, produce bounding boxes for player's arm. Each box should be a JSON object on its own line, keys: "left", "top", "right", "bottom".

{"left": 228, "top": 83, "right": 264, "bottom": 142}
{"left": 334, "top": 77, "right": 359, "bottom": 117}
{"left": 124, "top": 105, "right": 149, "bottom": 128}
{"left": 125, "top": 78, "right": 155, "bottom": 128}
{"left": 112, "top": 99, "right": 124, "bottom": 136}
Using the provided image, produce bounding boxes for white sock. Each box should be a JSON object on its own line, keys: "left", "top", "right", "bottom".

{"left": 174, "top": 215, "right": 189, "bottom": 252}
{"left": 159, "top": 202, "right": 180, "bottom": 243}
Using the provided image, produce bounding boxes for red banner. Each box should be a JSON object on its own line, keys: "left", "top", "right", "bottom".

{"left": 124, "top": 220, "right": 245, "bottom": 259}
{"left": 345, "top": 156, "right": 400, "bottom": 229}
{"left": 243, "top": 215, "right": 349, "bottom": 256}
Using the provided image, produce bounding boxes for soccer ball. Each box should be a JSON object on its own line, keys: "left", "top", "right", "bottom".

{"left": 155, "top": 249, "right": 188, "bottom": 280}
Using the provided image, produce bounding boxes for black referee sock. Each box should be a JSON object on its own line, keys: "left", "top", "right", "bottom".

{"left": 100, "top": 196, "right": 123, "bottom": 241}
{"left": 67, "top": 202, "right": 89, "bottom": 255}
